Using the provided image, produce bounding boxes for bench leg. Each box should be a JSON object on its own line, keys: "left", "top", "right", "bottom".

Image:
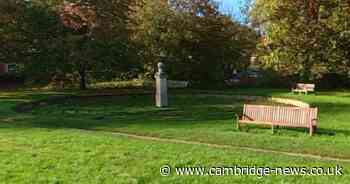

{"left": 271, "top": 124, "right": 275, "bottom": 134}
{"left": 309, "top": 126, "right": 314, "bottom": 136}
{"left": 237, "top": 122, "right": 240, "bottom": 131}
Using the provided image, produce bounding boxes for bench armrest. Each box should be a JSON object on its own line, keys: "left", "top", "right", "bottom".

{"left": 235, "top": 113, "right": 248, "bottom": 122}
{"left": 308, "top": 118, "right": 318, "bottom": 127}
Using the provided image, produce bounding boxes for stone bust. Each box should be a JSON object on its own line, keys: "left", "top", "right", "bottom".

{"left": 158, "top": 62, "right": 165, "bottom": 74}
{"left": 155, "top": 62, "right": 167, "bottom": 78}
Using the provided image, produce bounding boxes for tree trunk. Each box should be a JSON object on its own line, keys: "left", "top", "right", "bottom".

{"left": 79, "top": 65, "right": 87, "bottom": 90}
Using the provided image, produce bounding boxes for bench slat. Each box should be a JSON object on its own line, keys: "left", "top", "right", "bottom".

{"left": 238, "top": 104, "right": 318, "bottom": 136}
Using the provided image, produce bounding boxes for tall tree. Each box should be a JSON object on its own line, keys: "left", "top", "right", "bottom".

{"left": 0, "top": 0, "right": 28, "bottom": 63}
{"left": 4, "top": 0, "right": 136, "bottom": 89}
{"left": 250, "top": 0, "right": 350, "bottom": 81}
{"left": 129, "top": 0, "right": 257, "bottom": 83}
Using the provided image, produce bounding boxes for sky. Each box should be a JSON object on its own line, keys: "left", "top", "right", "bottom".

{"left": 217, "top": 0, "right": 246, "bottom": 21}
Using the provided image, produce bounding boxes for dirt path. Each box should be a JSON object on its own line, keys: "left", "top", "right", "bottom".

{"left": 81, "top": 129, "right": 350, "bottom": 163}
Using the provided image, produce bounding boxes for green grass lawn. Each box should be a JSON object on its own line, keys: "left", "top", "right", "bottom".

{"left": 0, "top": 88, "right": 349, "bottom": 183}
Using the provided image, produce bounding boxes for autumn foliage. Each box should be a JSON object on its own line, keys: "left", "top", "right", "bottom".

{"left": 59, "top": 2, "right": 97, "bottom": 34}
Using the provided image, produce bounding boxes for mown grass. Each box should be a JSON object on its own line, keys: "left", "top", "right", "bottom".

{"left": 9, "top": 90, "right": 350, "bottom": 158}
{"left": 0, "top": 128, "right": 349, "bottom": 183}
{"left": 0, "top": 88, "right": 349, "bottom": 183}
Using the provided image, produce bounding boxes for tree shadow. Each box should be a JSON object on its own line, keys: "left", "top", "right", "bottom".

{"left": 5, "top": 94, "right": 242, "bottom": 131}
{"left": 315, "top": 128, "right": 350, "bottom": 136}
{"left": 3, "top": 91, "right": 350, "bottom": 139}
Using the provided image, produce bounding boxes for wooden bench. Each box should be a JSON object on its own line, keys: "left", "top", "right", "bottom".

{"left": 236, "top": 104, "right": 318, "bottom": 136}
{"left": 292, "top": 83, "right": 315, "bottom": 94}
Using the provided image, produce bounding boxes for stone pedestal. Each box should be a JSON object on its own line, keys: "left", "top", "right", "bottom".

{"left": 155, "top": 62, "right": 168, "bottom": 108}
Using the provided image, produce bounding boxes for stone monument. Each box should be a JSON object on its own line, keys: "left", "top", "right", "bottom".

{"left": 155, "top": 62, "right": 168, "bottom": 107}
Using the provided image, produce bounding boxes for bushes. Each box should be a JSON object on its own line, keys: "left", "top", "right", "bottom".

{"left": 253, "top": 71, "right": 350, "bottom": 90}
{"left": 0, "top": 73, "right": 24, "bottom": 82}
{"left": 316, "top": 73, "right": 350, "bottom": 89}
{"left": 0, "top": 73, "right": 25, "bottom": 89}
{"left": 255, "top": 70, "right": 296, "bottom": 88}
{"left": 90, "top": 79, "right": 153, "bottom": 89}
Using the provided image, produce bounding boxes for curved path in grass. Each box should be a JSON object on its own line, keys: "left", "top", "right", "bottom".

{"left": 82, "top": 129, "right": 350, "bottom": 163}
{"left": 11, "top": 90, "right": 350, "bottom": 162}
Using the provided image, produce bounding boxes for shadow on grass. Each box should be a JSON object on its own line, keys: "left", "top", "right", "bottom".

{"left": 238, "top": 125, "right": 350, "bottom": 137}
{"left": 3, "top": 94, "right": 239, "bottom": 131}
{"left": 3, "top": 91, "right": 350, "bottom": 138}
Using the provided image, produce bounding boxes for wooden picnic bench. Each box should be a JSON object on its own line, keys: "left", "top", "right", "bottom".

{"left": 236, "top": 104, "right": 318, "bottom": 136}
{"left": 292, "top": 83, "right": 315, "bottom": 94}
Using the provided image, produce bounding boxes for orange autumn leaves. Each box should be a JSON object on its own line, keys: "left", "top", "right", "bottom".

{"left": 59, "top": 2, "right": 97, "bottom": 34}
